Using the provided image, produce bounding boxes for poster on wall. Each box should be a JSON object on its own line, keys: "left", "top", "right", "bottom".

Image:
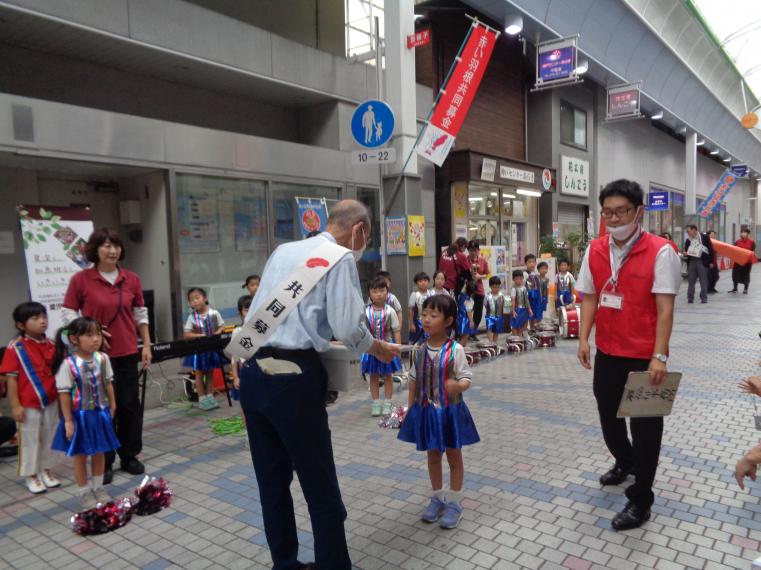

{"left": 234, "top": 195, "right": 267, "bottom": 252}
{"left": 295, "top": 197, "right": 329, "bottom": 238}
{"left": 454, "top": 223, "right": 468, "bottom": 241}
{"left": 452, "top": 182, "right": 468, "bottom": 222}
{"left": 17, "top": 205, "right": 94, "bottom": 333}
{"left": 561, "top": 155, "right": 590, "bottom": 197}
{"left": 385, "top": 217, "right": 407, "bottom": 256}
{"left": 178, "top": 191, "right": 220, "bottom": 253}
{"left": 408, "top": 215, "right": 426, "bottom": 257}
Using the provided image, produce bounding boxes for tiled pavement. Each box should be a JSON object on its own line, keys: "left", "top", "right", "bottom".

{"left": 2, "top": 269, "right": 761, "bottom": 569}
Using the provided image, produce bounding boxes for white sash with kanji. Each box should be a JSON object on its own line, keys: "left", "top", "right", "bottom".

{"left": 226, "top": 240, "right": 349, "bottom": 360}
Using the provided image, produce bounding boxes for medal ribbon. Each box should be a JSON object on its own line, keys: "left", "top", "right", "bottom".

{"left": 12, "top": 340, "right": 50, "bottom": 407}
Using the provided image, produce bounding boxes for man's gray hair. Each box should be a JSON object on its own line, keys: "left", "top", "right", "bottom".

{"left": 328, "top": 199, "right": 371, "bottom": 231}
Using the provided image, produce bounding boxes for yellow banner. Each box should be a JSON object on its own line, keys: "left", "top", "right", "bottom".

{"left": 407, "top": 215, "right": 425, "bottom": 257}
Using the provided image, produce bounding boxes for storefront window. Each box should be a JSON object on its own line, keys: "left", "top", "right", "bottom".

{"left": 468, "top": 184, "right": 500, "bottom": 245}
{"left": 672, "top": 192, "right": 684, "bottom": 243}
{"left": 176, "top": 174, "right": 268, "bottom": 321}
{"left": 271, "top": 182, "right": 340, "bottom": 247}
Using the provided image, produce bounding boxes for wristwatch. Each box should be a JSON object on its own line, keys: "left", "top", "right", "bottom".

{"left": 652, "top": 353, "right": 668, "bottom": 363}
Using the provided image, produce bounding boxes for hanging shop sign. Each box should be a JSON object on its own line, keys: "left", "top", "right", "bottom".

{"left": 418, "top": 21, "right": 500, "bottom": 166}
{"left": 731, "top": 164, "right": 749, "bottom": 178}
{"left": 295, "top": 197, "right": 329, "bottom": 238}
{"left": 385, "top": 217, "right": 408, "bottom": 256}
{"left": 533, "top": 36, "right": 579, "bottom": 90}
{"left": 647, "top": 190, "right": 669, "bottom": 211}
{"left": 698, "top": 170, "right": 738, "bottom": 218}
{"left": 542, "top": 168, "right": 552, "bottom": 191}
{"left": 500, "top": 166, "right": 534, "bottom": 184}
{"left": 606, "top": 83, "right": 642, "bottom": 120}
{"left": 560, "top": 155, "right": 589, "bottom": 197}
{"left": 407, "top": 28, "right": 431, "bottom": 49}
{"left": 17, "top": 205, "right": 94, "bottom": 333}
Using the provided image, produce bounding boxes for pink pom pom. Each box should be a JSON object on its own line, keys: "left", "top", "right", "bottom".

{"left": 132, "top": 476, "right": 173, "bottom": 515}
{"left": 71, "top": 497, "right": 133, "bottom": 535}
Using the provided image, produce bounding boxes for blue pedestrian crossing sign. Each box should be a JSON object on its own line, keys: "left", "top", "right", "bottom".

{"left": 351, "top": 99, "right": 394, "bottom": 148}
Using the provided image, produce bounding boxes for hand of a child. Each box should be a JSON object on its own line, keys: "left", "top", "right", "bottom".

{"left": 11, "top": 405, "right": 24, "bottom": 423}
{"left": 234, "top": 376, "right": 241, "bottom": 390}
{"left": 445, "top": 379, "right": 461, "bottom": 397}
{"left": 409, "top": 325, "right": 416, "bottom": 333}
{"left": 740, "top": 376, "right": 761, "bottom": 397}
{"left": 64, "top": 420, "right": 74, "bottom": 440}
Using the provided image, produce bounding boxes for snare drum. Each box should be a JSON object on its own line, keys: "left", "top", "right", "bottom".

{"left": 538, "top": 332, "right": 556, "bottom": 348}
{"left": 559, "top": 305, "right": 581, "bottom": 339}
{"left": 506, "top": 335, "right": 528, "bottom": 352}
{"left": 477, "top": 342, "right": 497, "bottom": 359}
{"left": 465, "top": 348, "right": 482, "bottom": 364}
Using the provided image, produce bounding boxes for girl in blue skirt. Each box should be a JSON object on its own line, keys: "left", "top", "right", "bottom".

{"left": 455, "top": 281, "right": 478, "bottom": 347}
{"left": 398, "top": 294, "right": 479, "bottom": 529}
{"left": 510, "top": 270, "right": 533, "bottom": 336}
{"left": 362, "top": 277, "right": 402, "bottom": 416}
{"left": 183, "top": 287, "right": 226, "bottom": 411}
{"left": 51, "top": 317, "right": 120, "bottom": 510}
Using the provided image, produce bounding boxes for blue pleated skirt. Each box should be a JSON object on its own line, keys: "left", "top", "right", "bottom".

{"left": 361, "top": 354, "right": 403, "bottom": 375}
{"left": 398, "top": 401, "right": 480, "bottom": 452}
{"left": 409, "top": 318, "right": 428, "bottom": 345}
{"left": 485, "top": 315, "right": 505, "bottom": 333}
{"left": 510, "top": 307, "right": 530, "bottom": 329}
{"left": 457, "top": 314, "right": 477, "bottom": 337}
{"left": 528, "top": 289, "right": 543, "bottom": 321}
{"left": 556, "top": 290, "right": 573, "bottom": 308}
{"left": 52, "top": 409, "right": 120, "bottom": 457}
{"left": 182, "top": 351, "right": 226, "bottom": 371}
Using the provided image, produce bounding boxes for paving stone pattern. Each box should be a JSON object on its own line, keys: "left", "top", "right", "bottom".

{"left": 1, "top": 270, "right": 760, "bottom": 569}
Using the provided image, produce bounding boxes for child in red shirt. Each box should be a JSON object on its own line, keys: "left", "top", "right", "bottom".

{"left": 0, "top": 302, "right": 61, "bottom": 494}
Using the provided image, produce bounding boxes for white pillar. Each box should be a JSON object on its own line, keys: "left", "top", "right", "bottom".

{"left": 685, "top": 132, "right": 697, "bottom": 216}
{"left": 384, "top": 0, "right": 418, "bottom": 175}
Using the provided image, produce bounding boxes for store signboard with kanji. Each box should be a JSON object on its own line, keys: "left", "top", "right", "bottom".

{"left": 417, "top": 22, "right": 499, "bottom": 166}
{"left": 407, "top": 28, "right": 431, "bottom": 49}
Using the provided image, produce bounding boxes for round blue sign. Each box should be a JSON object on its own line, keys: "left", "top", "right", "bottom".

{"left": 350, "top": 99, "right": 394, "bottom": 148}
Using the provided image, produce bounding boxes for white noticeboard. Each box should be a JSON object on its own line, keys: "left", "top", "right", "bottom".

{"left": 351, "top": 147, "right": 397, "bottom": 165}
{"left": 17, "top": 205, "right": 95, "bottom": 333}
{"left": 561, "top": 155, "right": 590, "bottom": 198}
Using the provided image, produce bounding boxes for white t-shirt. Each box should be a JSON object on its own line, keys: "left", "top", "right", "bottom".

{"left": 183, "top": 309, "right": 224, "bottom": 334}
{"left": 409, "top": 342, "right": 473, "bottom": 383}
{"left": 576, "top": 234, "right": 682, "bottom": 295}
{"left": 408, "top": 290, "right": 432, "bottom": 317}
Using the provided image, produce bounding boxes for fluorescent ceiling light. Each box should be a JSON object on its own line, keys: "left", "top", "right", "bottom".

{"left": 504, "top": 15, "right": 523, "bottom": 35}
{"left": 696, "top": 139, "right": 705, "bottom": 146}
{"left": 723, "top": 157, "right": 732, "bottom": 162}
{"left": 516, "top": 189, "right": 542, "bottom": 197}
{"left": 503, "top": 194, "right": 516, "bottom": 199}
{"left": 678, "top": 126, "right": 687, "bottom": 134}
{"left": 575, "top": 59, "right": 589, "bottom": 75}
{"left": 651, "top": 111, "right": 664, "bottom": 120}
{"left": 710, "top": 149, "right": 719, "bottom": 155}
{"left": 414, "top": 14, "right": 424, "bottom": 20}
{"left": 490, "top": 192, "right": 498, "bottom": 197}
{"left": 468, "top": 197, "right": 483, "bottom": 201}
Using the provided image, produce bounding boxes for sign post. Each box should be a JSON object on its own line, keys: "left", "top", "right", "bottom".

{"left": 532, "top": 36, "right": 581, "bottom": 92}
{"left": 606, "top": 82, "right": 642, "bottom": 121}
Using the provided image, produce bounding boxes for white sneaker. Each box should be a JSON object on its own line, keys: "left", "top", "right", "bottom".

{"left": 93, "top": 487, "right": 111, "bottom": 505}
{"left": 40, "top": 470, "right": 61, "bottom": 488}
{"left": 79, "top": 491, "right": 96, "bottom": 511}
{"left": 26, "top": 476, "right": 47, "bottom": 494}
{"left": 206, "top": 396, "right": 220, "bottom": 410}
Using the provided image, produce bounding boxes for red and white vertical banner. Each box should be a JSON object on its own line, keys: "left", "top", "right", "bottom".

{"left": 417, "top": 22, "right": 499, "bottom": 166}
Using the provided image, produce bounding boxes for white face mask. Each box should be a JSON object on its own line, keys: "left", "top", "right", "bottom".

{"left": 607, "top": 208, "right": 641, "bottom": 240}
{"left": 351, "top": 225, "right": 366, "bottom": 263}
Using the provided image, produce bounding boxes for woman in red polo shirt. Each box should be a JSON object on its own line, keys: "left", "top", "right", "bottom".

{"left": 438, "top": 237, "right": 470, "bottom": 293}
{"left": 62, "top": 228, "right": 151, "bottom": 484}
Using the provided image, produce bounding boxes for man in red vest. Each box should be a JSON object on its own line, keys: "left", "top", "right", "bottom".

{"left": 577, "top": 180, "right": 681, "bottom": 531}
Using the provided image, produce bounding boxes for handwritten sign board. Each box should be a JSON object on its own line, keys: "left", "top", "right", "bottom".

{"left": 617, "top": 372, "right": 682, "bottom": 418}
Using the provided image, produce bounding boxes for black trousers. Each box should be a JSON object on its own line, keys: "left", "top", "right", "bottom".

{"left": 593, "top": 351, "right": 663, "bottom": 509}
{"left": 708, "top": 265, "right": 720, "bottom": 291}
{"left": 240, "top": 348, "right": 350, "bottom": 570}
{"left": 106, "top": 352, "right": 142, "bottom": 466}
{"left": 733, "top": 263, "right": 752, "bottom": 290}
{"left": 472, "top": 293, "right": 485, "bottom": 331}
{"left": 0, "top": 416, "right": 16, "bottom": 445}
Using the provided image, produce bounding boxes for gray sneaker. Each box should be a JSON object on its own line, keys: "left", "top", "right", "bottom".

{"left": 93, "top": 487, "right": 111, "bottom": 505}
{"left": 79, "top": 491, "right": 97, "bottom": 511}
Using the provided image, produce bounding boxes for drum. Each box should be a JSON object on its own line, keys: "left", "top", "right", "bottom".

{"left": 560, "top": 305, "right": 581, "bottom": 339}
{"left": 465, "top": 348, "right": 482, "bottom": 365}
{"left": 538, "top": 332, "right": 556, "bottom": 348}
{"left": 477, "top": 342, "right": 498, "bottom": 358}
{"left": 506, "top": 335, "right": 528, "bottom": 353}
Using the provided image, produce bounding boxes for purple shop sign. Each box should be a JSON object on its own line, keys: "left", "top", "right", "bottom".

{"left": 539, "top": 46, "right": 575, "bottom": 82}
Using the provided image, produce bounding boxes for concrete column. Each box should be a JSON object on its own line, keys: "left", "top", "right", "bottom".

{"left": 382, "top": 0, "right": 423, "bottom": 339}
{"left": 755, "top": 180, "right": 761, "bottom": 252}
{"left": 685, "top": 132, "right": 697, "bottom": 218}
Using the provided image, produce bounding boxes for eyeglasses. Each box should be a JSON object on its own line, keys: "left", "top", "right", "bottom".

{"left": 600, "top": 207, "right": 635, "bottom": 219}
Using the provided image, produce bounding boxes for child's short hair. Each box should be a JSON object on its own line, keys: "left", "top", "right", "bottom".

{"left": 375, "top": 270, "right": 391, "bottom": 281}
{"left": 537, "top": 261, "right": 548, "bottom": 270}
{"left": 558, "top": 258, "right": 570, "bottom": 268}
{"left": 488, "top": 276, "right": 501, "bottom": 287}
{"left": 422, "top": 294, "right": 457, "bottom": 327}
{"left": 414, "top": 272, "right": 430, "bottom": 284}
{"left": 368, "top": 277, "right": 388, "bottom": 293}
{"left": 512, "top": 269, "right": 524, "bottom": 280}
{"left": 243, "top": 274, "right": 260, "bottom": 288}
{"left": 187, "top": 287, "right": 208, "bottom": 303}
{"left": 12, "top": 302, "right": 47, "bottom": 328}
{"left": 524, "top": 254, "right": 537, "bottom": 263}
{"left": 53, "top": 317, "right": 103, "bottom": 374}
{"left": 237, "top": 295, "right": 253, "bottom": 314}
{"left": 432, "top": 270, "right": 446, "bottom": 283}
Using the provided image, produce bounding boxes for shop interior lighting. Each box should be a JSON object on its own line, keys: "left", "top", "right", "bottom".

{"left": 516, "top": 189, "right": 542, "bottom": 197}
{"left": 696, "top": 139, "right": 705, "bottom": 146}
{"left": 678, "top": 126, "right": 687, "bottom": 134}
{"left": 503, "top": 193, "right": 516, "bottom": 199}
{"left": 651, "top": 110, "right": 664, "bottom": 120}
{"left": 414, "top": 13, "right": 424, "bottom": 20}
{"left": 575, "top": 59, "right": 589, "bottom": 75}
{"left": 504, "top": 15, "right": 523, "bottom": 35}
{"left": 710, "top": 149, "right": 719, "bottom": 155}
{"left": 490, "top": 192, "right": 498, "bottom": 197}
{"left": 469, "top": 197, "right": 483, "bottom": 201}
